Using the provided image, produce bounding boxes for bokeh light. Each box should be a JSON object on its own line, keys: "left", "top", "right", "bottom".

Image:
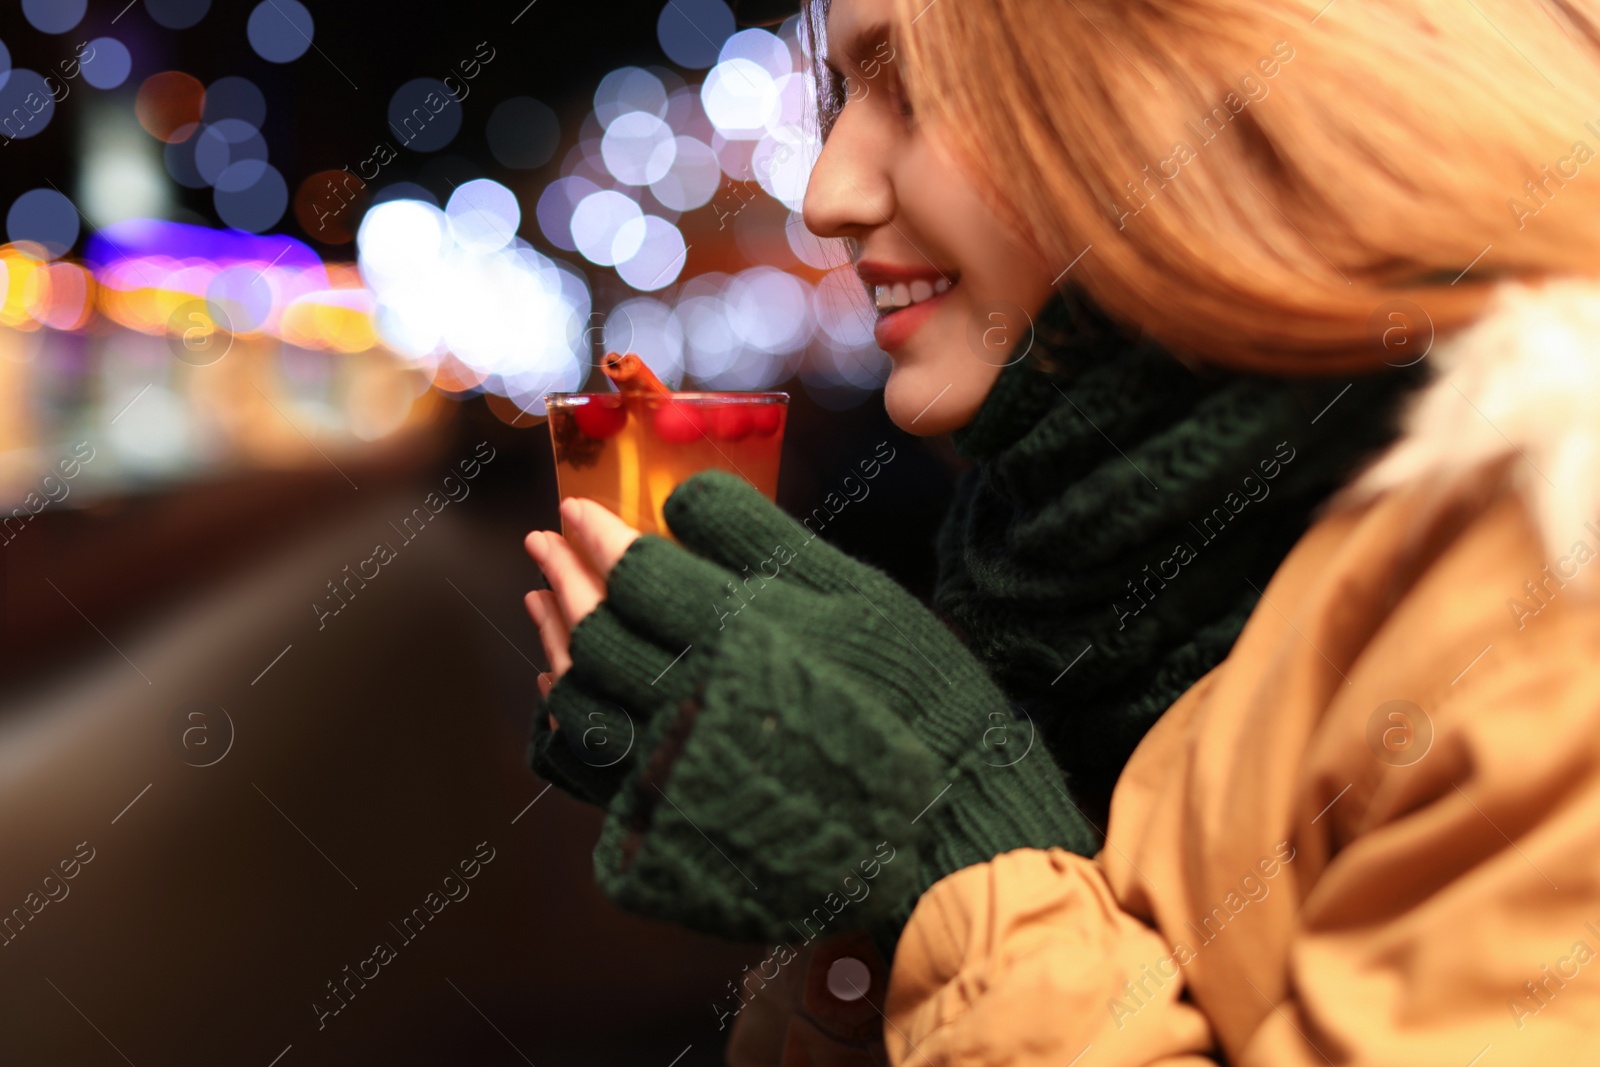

{"left": 247, "top": 0, "right": 314, "bottom": 64}
{"left": 594, "top": 67, "right": 667, "bottom": 127}
{"left": 571, "top": 190, "right": 641, "bottom": 267}
{"left": 0, "top": 71, "right": 57, "bottom": 140}
{"left": 650, "top": 135, "right": 720, "bottom": 211}
{"left": 205, "top": 265, "right": 275, "bottom": 333}
{"left": 725, "top": 266, "right": 813, "bottom": 356}
{"left": 7, "top": 189, "right": 81, "bottom": 259}
{"left": 203, "top": 76, "right": 267, "bottom": 127}
{"left": 445, "top": 179, "right": 520, "bottom": 254}
{"left": 80, "top": 37, "right": 133, "bottom": 90}
{"left": 536, "top": 177, "right": 597, "bottom": 253}
{"left": 145, "top": 0, "right": 212, "bottom": 30}
{"left": 196, "top": 120, "right": 269, "bottom": 188}
{"left": 0, "top": 3, "right": 889, "bottom": 446}
{"left": 614, "top": 215, "right": 686, "bottom": 291}
{"left": 388, "top": 78, "right": 462, "bottom": 154}
{"left": 136, "top": 71, "right": 206, "bottom": 143}
{"left": 214, "top": 162, "right": 288, "bottom": 232}
{"left": 164, "top": 126, "right": 209, "bottom": 189}
{"left": 656, "top": 0, "right": 735, "bottom": 69}
{"left": 605, "top": 297, "right": 683, "bottom": 387}
{"left": 294, "top": 170, "right": 366, "bottom": 244}
{"left": 702, "top": 59, "right": 781, "bottom": 138}
{"left": 485, "top": 97, "right": 559, "bottom": 170}
{"left": 721, "top": 28, "right": 792, "bottom": 79}
{"left": 22, "top": 0, "right": 86, "bottom": 35}
{"left": 602, "top": 111, "right": 677, "bottom": 186}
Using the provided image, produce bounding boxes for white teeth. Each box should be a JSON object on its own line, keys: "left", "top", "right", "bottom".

{"left": 873, "top": 277, "right": 956, "bottom": 311}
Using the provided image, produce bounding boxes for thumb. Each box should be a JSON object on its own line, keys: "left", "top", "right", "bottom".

{"left": 663, "top": 469, "right": 868, "bottom": 595}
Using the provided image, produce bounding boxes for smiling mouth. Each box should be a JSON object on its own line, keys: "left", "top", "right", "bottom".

{"left": 873, "top": 275, "right": 958, "bottom": 317}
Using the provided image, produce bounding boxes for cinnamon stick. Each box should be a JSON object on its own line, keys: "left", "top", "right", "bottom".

{"left": 601, "top": 351, "right": 673, "bottom": 396}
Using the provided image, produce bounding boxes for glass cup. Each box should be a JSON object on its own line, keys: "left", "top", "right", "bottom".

{"left": 544, "top": 391, "right": 789, "bottom": 539}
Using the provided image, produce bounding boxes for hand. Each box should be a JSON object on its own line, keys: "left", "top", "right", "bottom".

{"left": 531, "top": 469, "right": 1097, "bottom": 951}
{"left": 523, "top": 498, "right": 641, "bottom": 724}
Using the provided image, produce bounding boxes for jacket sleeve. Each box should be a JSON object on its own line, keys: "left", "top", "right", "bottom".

{"left": 1237, "top": 608, "right": 1600, "bottom": 1065}
{"left": 884, "top": 846, "right": 1217, "bottom": 1067}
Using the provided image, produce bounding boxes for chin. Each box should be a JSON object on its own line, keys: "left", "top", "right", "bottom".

{"left": 882, "top": 362, "right": 979, "bottom": 436}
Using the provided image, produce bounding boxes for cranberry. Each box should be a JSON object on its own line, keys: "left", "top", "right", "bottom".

{"left": 708, "top": 406, "right": 753, "bottom": 441}
{"left": 573, "top": 400, "right": 628, "bottom": 439}
{"left": 652, "top": 400, "right": 706, "bottom": 443}
{"left": 749, "top": 405, "right": 783, "bottom": 436}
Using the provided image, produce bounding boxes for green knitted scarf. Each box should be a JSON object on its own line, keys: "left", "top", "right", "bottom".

{"left": 934, "top": 287, "right": 1424, "bottom": 830}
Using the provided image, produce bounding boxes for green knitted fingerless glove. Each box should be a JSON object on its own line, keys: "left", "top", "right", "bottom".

{"left": 559, "top": 469, "right": 1097, "bottom": 958}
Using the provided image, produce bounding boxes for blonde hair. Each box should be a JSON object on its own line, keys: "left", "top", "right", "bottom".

{"left": 805, "top": 0, "right": 1600, "bottom": 371}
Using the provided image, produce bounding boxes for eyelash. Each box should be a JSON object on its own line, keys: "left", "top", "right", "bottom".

{"left": 890, "top": 80, "right": 913, "bottom": 120}
{"left": 822, "top": 68, "right": 912, "bottom": 126}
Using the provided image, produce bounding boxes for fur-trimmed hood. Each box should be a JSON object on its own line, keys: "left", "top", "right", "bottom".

{"left": 1336, "top": 276, "right": 1600, "bottom": 562}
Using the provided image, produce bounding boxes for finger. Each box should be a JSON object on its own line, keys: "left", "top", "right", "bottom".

{"left": 559, "top": 496, "right": 641, "bottom": 578}
{"left": 526, "top": 530, "right": 606, "bottom": 627}
{"left": 525, "top": 589, "right": 572, "bottom": 678}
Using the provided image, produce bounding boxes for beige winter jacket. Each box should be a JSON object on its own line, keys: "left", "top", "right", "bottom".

{"left": 881, "top": 276, "right": 1600, "bottom": 1065}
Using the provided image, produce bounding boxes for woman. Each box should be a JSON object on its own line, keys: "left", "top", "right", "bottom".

{"left": 527, "top": 0, "right": 1600, "bottom": 1061}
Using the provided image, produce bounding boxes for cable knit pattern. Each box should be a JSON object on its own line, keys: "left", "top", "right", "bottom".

{"left": 937, "top": 286, "right": 1427, "bottom": 825}
{"left": 529, "top": 470, "right": 1102, "bottom": 962}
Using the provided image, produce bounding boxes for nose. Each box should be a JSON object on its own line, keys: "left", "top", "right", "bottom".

{"left": 801, "top": 104, "right": 893, "bottom": 249}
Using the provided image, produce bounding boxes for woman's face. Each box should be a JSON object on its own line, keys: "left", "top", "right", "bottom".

{"left": 802, "top": 0, "right": 1058, "bottom": 435}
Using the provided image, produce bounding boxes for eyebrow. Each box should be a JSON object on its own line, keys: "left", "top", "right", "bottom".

{"left": 824, "top": 19, "right": 891, "bottom": 74}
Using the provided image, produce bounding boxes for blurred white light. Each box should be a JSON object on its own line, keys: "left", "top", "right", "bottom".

{"left": 207, "top": 265, "right": 276, "bottom": 333}
{"left": 810, "top": 335, "right": 889, "bottom": 390}
{"left": 78, "top": 99, "right": 171, "bottom": 229}
{"left": 711, "top": 133, "right": 757, "bottom": 181}
{"left": 605, "top": 298, "right": 683, "bottom": 388}
{"left": 442, "top": 247, "right": 552, "bottom": 374}
{"left": 813, "top": 264, "right": 875, "bottom": 346}
{"left": 650, "top": 136, "right": 721, "bottom": 212}
{"left": 699, "top": 348, "right": 789, "bottom": 391}
{"left": 768, "top": 70, "right": 813, "bottom": 131}
{"left": 751, "top": 124, "right": 815, "bottom": 210}
{"left": 374, "top": 288, "right": 448, "bottom": 359}
{"left": 357, "top": 199, "right": 451, "bottom": 290}
{"left": 726, "top": 267, "right": 813, "bottom": 354}
{"left": 594, "top": 66, "right": 667, "bottom": 128}
{"left": 446, "top": 178, "right": 520, "bottom": 253}
{"left": 676, "top": 292, "right": 744, "bottom": 382}
{"left": 719, "top": 29, "right": 792, "bottom": 79}
{"left": 537, "top": 176, "right": 598, "bottom": 253}
{"left": 108, "top": 384, "right": 191, "bottom": 467}
{"left": 701, "top": 59, "right": 780, "bottom": 139}
{"left": 500, "top": 354, "right": 586, "bottom": 418}
{"left": 571, "top": 190, "right": 642, "bottom": 267}
{"left": 786, "top": 211, "right": 844, "bottom": 270}
{"left": 614, "top": 215, "right": 687, "bottom": 291}
{"left": 601, "top": 111, "right": 677, "bottom": 186}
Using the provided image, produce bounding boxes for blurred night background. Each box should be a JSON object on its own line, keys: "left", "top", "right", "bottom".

{"left": 0, "top": 0, "right": 964, "bottom": 1063}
